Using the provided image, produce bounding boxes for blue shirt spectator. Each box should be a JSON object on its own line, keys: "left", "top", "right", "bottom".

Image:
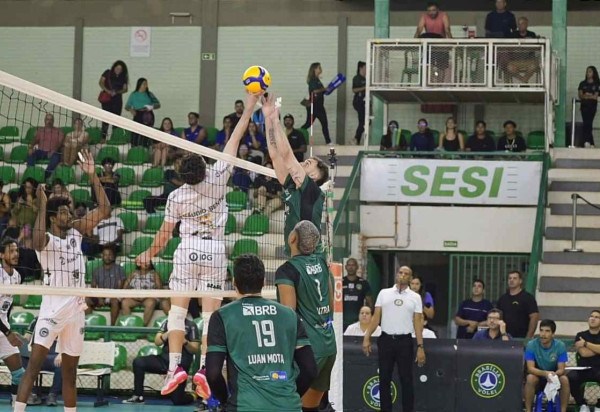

{"left": 455, "top": 279, "right": 494, "bottom": 339}
{"left": 410, "top": 119, "right": 435, "bottom": 151}
{"left": 525, "top": 337, "right": 568, "bottom": 372}
{"left": 485, "top": 1, "right": 516, "bottom": 38}
{"left": 473, "top": 329, "right": 512, "bottom": 340}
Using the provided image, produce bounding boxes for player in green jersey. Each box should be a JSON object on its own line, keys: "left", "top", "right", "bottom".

{"left": 260, "top": 93, "right": 329, "bottom": 255}
{"left": 275, "top": 220, "right": 337, "bottom": 412}
{"left": 206, "top": 254, "right": 317, "bottom": 412}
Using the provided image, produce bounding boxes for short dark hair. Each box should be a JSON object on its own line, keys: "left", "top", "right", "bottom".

{"left": 234, "top": 100, "right": 244, "bottom": 106}
{"left": 188, "top": 112, "right": 200, "bottom": 119}
{"left": 101, "top": 157, "right": 115, "bottom": 166}
{"left": 503, "top": 120, "right": 517, "bottom": 128}
{"left": 509, "top": 270, "right": 523, "bottom": 280}
{"left": 233, "top": 254, "right": 265, "bottom": 294}
{"left": 540, "top": 319, "right": 557, "bottom": 334}
{"left": 1, "top": 237, "right": 18, "bottom": 254}
{"left": 473, "top": 278, "right": 485, "bottom": 289}
{"left": 475, "top": 120, "right": 487, "bottom": 128}
{"left": 427, "top": 2, "right": 439, "bottom": 9}
{"left": 487, "top": 308, "right": 503, "bottom": 319}
{"left": 310, "top": 156, "right": 329, "bottom": 186}
{"left": 51, "top": 178, "right": 64, "bottom": 187}
{"left": 101, "top": 244, "right": 116, "bottom": 254}
{"left": 590, "top": 309, "right": 600, "bottom": 317}
{"left": 356, "top": 61, "right": 366, "bottom": 75}
{"left": 283, "top": 113, "right": 295, "bottom": 122}
{"left": 74, "top": 202, "right": 87, "bottom": 210}
{"left": 179, "top": 154, "right": 207, "bottom": 185}
{"left": 46, "top": 197, "right": 71, "bottom": 225}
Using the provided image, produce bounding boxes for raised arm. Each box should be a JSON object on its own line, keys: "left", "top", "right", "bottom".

{"left": 222, "top": 92, "right": 260, "bottom": 158}
{"left": 32, "top": 184, "right": 48, "bottom": 252}
{"left": 73, "top": 150, "right": 111, "bottom": 236}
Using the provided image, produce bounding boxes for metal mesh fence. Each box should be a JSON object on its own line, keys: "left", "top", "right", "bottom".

{"left": 371, "top": 43, "right": 422, "bottom": 87}
{"left": 494, "top": 44, "right": 544, "bottom": 87}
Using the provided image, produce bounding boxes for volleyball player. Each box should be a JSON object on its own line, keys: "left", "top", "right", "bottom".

{"left": 275, "top": 220, "right": 336, "bottom": 412}
{"left": 14, "top": 149, "right": 111, "bottom": 412}
{"left": 136, "top": 92, "right": 260, "bottom": 398}
{"left": 0, "top": 238, "right": 25, "bottom": 405}
{"left": 205, "top": 254, "right": 317, "bottom": 411}
{"left": 261, "top": 93, "right": 329, "bottom": 255}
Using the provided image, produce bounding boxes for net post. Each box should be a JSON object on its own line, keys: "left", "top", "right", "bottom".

{"left": 564, "top": 193, "right": 583, "bottom": 252}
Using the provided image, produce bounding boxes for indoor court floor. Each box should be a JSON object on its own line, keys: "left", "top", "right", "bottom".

{"left": 0, "top": 396, "right": 203, "bottom": 411}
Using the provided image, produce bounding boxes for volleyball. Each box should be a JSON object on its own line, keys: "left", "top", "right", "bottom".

{"left": 242, "top": 65, "right": 271, "bottom": 94}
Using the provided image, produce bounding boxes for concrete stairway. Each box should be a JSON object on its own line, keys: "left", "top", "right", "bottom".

{"left": 538, "top": 148, "right": 600, "bottom": 336}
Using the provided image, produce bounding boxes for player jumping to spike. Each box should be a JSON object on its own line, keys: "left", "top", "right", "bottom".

{"left": 14, "top": 149, "right": 111, "bottom": 412}
{"left": 136, "top": 92, "right": 261, "bottom": 399}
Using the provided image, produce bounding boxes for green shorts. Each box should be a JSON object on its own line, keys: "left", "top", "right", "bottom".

{"left": 311, "top": 354, "right": 336, "bottom": 392}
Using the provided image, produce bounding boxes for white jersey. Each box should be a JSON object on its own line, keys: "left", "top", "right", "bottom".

{"left": 165, "top": 160, "right": 232, "bottom": 239}
{"left": 36, "top": 228, "right": 87, "bottom": 320}
{"left": 0, "top": 266, "right": 21, "bottom": 326}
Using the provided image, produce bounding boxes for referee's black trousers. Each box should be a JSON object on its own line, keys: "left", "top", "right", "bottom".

{"left": 377, "top": 333, "right": 415, "bottom": 412}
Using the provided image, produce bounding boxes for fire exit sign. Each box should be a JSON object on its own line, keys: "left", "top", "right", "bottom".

{"left": 443, "top": 240, "right": 458, "bottom": 248}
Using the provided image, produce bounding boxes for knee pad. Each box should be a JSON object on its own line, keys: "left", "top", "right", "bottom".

{"left": 11, "top": 367, "right": 25, "bottom": 386}
{"left": 168, "top": 305, "right": 187, "bottom": 332}
{"left": 201, "top": 312, "right": 213, "bottom": 336}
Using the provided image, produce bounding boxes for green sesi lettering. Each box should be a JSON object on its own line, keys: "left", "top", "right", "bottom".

{"left": 459, "top": 167, "right": 488, "bottom": 198}
{"left": 488, "top": 167, "right": 503, "bottom": 198}
{"left": 401, "top": 165, "right": 429, "bottom": 196}
{"left": 430, "top": 166, "right": 459, "bottom": 197}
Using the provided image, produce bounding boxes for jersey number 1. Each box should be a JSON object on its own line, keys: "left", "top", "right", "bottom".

{"left": 252, "top": 320, "right": 276, "bottom": 348}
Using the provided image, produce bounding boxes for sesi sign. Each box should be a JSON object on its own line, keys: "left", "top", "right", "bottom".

{"left": 360, "top": 158, "right": 542, "bottom": 205}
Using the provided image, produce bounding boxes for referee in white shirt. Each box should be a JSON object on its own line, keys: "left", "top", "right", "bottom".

{"left": 363, "top": 265, "right": 425, "bottom": 412}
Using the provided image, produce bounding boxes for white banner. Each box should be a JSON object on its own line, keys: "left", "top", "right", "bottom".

{"left": 360, "top": 158, "right": 542, "bottom": 205}
{"left": 130, "top": 27, "right": 151, "bottom": 57}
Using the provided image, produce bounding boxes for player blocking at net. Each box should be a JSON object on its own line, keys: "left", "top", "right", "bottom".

{"left": 0, "top": 238, "right": 26, "bottom": 406}
{"left": 135, "top": 92, "right": 261, "bottom": 398}
{"left": 205, "top": 254, "right": 318, "bottom": 411}
{"left": 13, "top": 149, "right": 112, "bottom": 412}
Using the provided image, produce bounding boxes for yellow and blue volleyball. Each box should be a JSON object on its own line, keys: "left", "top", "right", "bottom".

{"left": 242, "top": 65, "right": 271, "bottom": 94}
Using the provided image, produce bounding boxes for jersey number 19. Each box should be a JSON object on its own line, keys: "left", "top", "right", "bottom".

{"left": 252, "top": 320, "right": 276, "bottom": 348}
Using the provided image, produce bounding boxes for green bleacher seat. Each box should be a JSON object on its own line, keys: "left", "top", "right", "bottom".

{"left": 225, "top": 213, "right": 236, "bottom": 235}
{"left": 174, "top": 127, "right": 185, "bottom": 137}
{"left": 0, "top": 146, "right": 3, "bottom": 161}
{"left": 23, "top": 295, "right": 42, "bottom": 309}
{"left": 430, "top": 129, "right": 440, "bottom": 142}
{"left": 400, "top": 129, "right": 411, "bottom": 147}
{"left": 299, "top": 127, "right": 309, "bottom": 144}
{"left": 114, "top": 167, "right": 136, "bottom": 187}
{"left": 138, "top": 344, "right": 162, "bottom": 357}
{"left": 21, "top": 167, "right": 45, "bottom": 184}
{"left": 226, "top": 190, "right": 247, "bottom": 212}
{"left": 52, "top": 165, "right": 75, "bottom": 185}
{"left": 231, "top": 238, "right": 259, "bottom": 259}
{"left": 154, "top": 262, "right": 173, "bottom": 285}
{"left": 9, "top": 311, "right": 34, "bottom": 327}
{"left": 7, "top": 145, "right": 29, "bottom": 164}
{"left": 159, "top": 237, "right": 181, "bottom": 260}
{"left": 12, "top": 296, "right": 20, "bottom": 306}
{"left": 129, "top": 236, "right": 153, "bottom": 258}
{"left": 0, "top": 166, "right": 16, "bottom": 184}
{"left": 0, "top": 126, "right": 19, "bottom": 143}
{"left": 527, "top": 131, "right": 545, "bottom": 150}
{"left": 242, "top": 214, "right": 270, "bottom": 236}
{"left": 79, "top": 166, "right": 102, "bottom": 187}
{"left": 22, "top": 127, "right": 37, "bottom": 144}
{"left": 139, "top": 167, "right": 164, "bottom": 188}
{"left": 205, "top": 126, "right": 219, "bottom": 146}
{"left": 96, "top": 146, "right": 120, "bottom": 164}
{"left": 142, "top": 213, "right": 164, "bottom": 234}
{"left": 147, "top": 316, "right": 167, "bottom": 341}
{"left": 124, "top": 147, "right": 150, "bottom": 165}
{"left": 108, "top": 128, "right": 131, "bottom": 145}
{"left": 85, "top": 259, "right": 104, "bottom": 284}
{"left": 458, "top": 130, "right": 468, "bottom": 138}
{"left": 123, "top": 189, "right": 151, "bottom": 210}
{"left": 113, "top": 315, "right": 144, "bottom": 341}
{"left": 84, "top": 313, "right": 107, "bottom": 341}
{"left": 121, "top": 261, "right": 137, "bottom": 276}
{"left": 113, "top": 344, "right": 128, "bottom": 371}
{"left": 71, "top": 189, "right": 91, "bottom": 206}
{"left": 61, "top": 127, "right": 74, "bottom": 136}
{"left": 87, "top": 127, "right": 103, "bottom": 145}
{"left": 118, "top": 211, "right": 138, "bottom": 232}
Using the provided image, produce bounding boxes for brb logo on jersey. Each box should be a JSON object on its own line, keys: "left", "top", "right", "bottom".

{"left": 306, "top": 264, "right": 323, "bottom": 275}
{"left": 362, "top": 375, "right": 397, "bottom": 410}
{"left": 470, "top": 363, "right": 505, "bottom": 398}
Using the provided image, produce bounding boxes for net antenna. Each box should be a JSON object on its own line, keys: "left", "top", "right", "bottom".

{"left": 324, "top": 147, "right": 337, "bottom": 263}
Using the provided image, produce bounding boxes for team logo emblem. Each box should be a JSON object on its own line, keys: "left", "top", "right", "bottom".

{"left": 356, "top": 284, "right": 362, "bottom": 291}
{"left": 471, "top": 363, "right": 505, "bottom": 398}
{"left": 189, "top": 253, "right": 198, "bottom": 262}
{"left": 242, "top": 305, "right": 255, "bottom": 316}
{"left": 394, "top": 299, "right": 403, "bottom": 306}
{"left": 70, "top": 238, "right": 77, "bottom": 248}
{"left": 270, "top": 371, "right": 288, "bottom": 381}
{"left": 362, "top": 375, "right": 397, "bottom": 410}
{"left": 72, "top": 270, "right": 80, "bottom": 280}
{"left": 39, "top": 327, "right": 50, "bottom": 338}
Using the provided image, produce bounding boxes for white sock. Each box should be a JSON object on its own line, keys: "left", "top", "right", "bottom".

{"left": 13, "top": 401, "right": 26, "bottom": 412}
{"left": 169, "top": 352, "right": 182, "bottom": 372}
{"left": 200, "top": 354, "right": 206, "bottom": 369}
{"left": 11, "top": 394, "right": 16, "bottom": 404}
{"left": 64, "top": 407, "right": 76, "bottom": 412}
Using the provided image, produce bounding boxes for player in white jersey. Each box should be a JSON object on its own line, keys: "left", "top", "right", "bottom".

{"left": 14, "top": 149, "right": 111, "bottom": 412}
{"left": 136, "top": 92, "right": 262, "bottom": 398}
{"left": 0, "top": 238, "right": 25, "bottom": 405}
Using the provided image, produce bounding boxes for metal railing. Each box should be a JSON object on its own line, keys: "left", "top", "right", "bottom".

{"left": 570, "top": 97, "right": 581, "bottom": 148}
{"left": 563, "top": 193, "right": 600, "bottom": 253}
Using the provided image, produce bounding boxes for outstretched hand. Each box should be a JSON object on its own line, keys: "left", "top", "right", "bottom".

{"left": 261, "top": 93, "right": 279, "bottom": 120}
{"left": 245, "top": 92, "right": 261, "bottom": 112}
{"left": 36, "top": 183, "right": 47, "bottom": 205}
{"left": 77, "top": 149, "right": 96, "bottom": 176}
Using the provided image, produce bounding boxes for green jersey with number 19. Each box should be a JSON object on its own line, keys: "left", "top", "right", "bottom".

{"left": 275, "top": 253, "right": 336, "bottom": 358}
{"left": 207, "top": 296, "right": 310, "bottom": 412}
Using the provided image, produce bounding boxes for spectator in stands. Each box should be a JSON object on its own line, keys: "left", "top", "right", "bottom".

{"left": 485, "top": 0, "right": 516, "bottom": 38}
{"left": 344, "top": 306, "right": 381, "bottom": 337}
{"left": 27, "top": 113, "right": 64, "bottom": 180}
{"left": 126, "top": 77, "right": 161, "bottom": 147}
{"left": 505, "top": 17, "right": 539, "bottom": 84}
{"left": 301, "top": 62, "right": 332, "bottom": 144}
{"left": 62, "top": 118, "right": 89, "bottom": 167}
{"left": 352, "top": 61, "right": 367, "bottom": 144}
{"left": 215, "top": 115, "right": 232, "bottom": 151}
{"left": 244, "top": 121, "right": 267, "bottom": 162}
{"left": 497, "top": 120, "right": 527, "bottom": 152}
{"left": 455, "top": 278, "right": 494, "bottom": 339}
{"left": 182, "top": 112, "right": 207, "bottom": 146}
{"left": 94, "top": 157, "right": 121, "bottom": 206}
{"left": 228, "top": 99, "right": 245, "bottom": 130}
{"left": 21, "top": 317, "right": 62, "bottom": 407}
{"left": 466, "top": 121, "right": 496, "bottom": 152}
{"left": 48, "top": 179, "right": 74, "bottom": 211}
{"left": 343, "top": 258, "right": 374, "bottom": 331}
{"left": 99, "top": 60, "right": 129, "bottom": 141}
{"left": 11, "top": 178, "right": 38, "bottom": 228}
{"left": 144, "top": 157, "right": 184, "bottom": 214}
{"left": 496, "top": 270, "right": 539, "bottom": 338}
{"left": 152, "top": 117, "right": 179, "bottom": 167}
{"left": 74, "top": 202, "right": 87, "bottom": 219}
{"left": 15, "top": 223, "right": 41, "bottom": 282}
{"left": 415, "top": 2, "right": 452, "bottom": 39}
{"left": 85, "top": 209, "right": 125, "bottom": 256}
{"left": 578, "top": 66, "right": 600, "bottom": 148}
{"left": 380, "top": 120, "right": 406, "bottom": 151}
{"left": 410, "top": 275, "right": 435, "bottom": 320}
{"left": 1, "top": 215, "right": 19, "bottom": 241}
{"left": 123, "top": 317, "right": 199, "bottom": 405}
{"left": 410, "top": 119, "right": 436, "bottom": 152}
{"left": 438, "top": 117, "right": 465, "bottom": 151}
{"left": 121, "top": 261, "right": 169, "bottom": 326}
{"left": 252, "top": 162, "right": 283, "bottom": 216}
{"left": 84, "top": 245, "right": 125, "bottom": 325}
{"left": 283, "top": 114, "right": 307, "bottom": 162}
{"left": 567, "top": 310, "right": 600, "bottom": 412}
{"left": 232, "top": 144, "right": 256, "bottom": 193}
{"left": 524, "top": 319, "right": 569, "bottom": 412}
{"left": 0, "top": 181, "right": 11, "bottom": 234}
{"left": 472, "top": 308, "right": 512, "bottom": 341}
{"left": 252, "top": 105, "right": 266, "bottom": 135}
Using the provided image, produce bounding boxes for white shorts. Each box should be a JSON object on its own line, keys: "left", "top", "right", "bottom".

{"left": 0, "top": 333, "right": 20, "bottom": 360}
{"left": 33, "top": 311, "right": 85, "bottom": 357}
{"left": 170, "top": 238, "right": 227, "bottom": 292}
